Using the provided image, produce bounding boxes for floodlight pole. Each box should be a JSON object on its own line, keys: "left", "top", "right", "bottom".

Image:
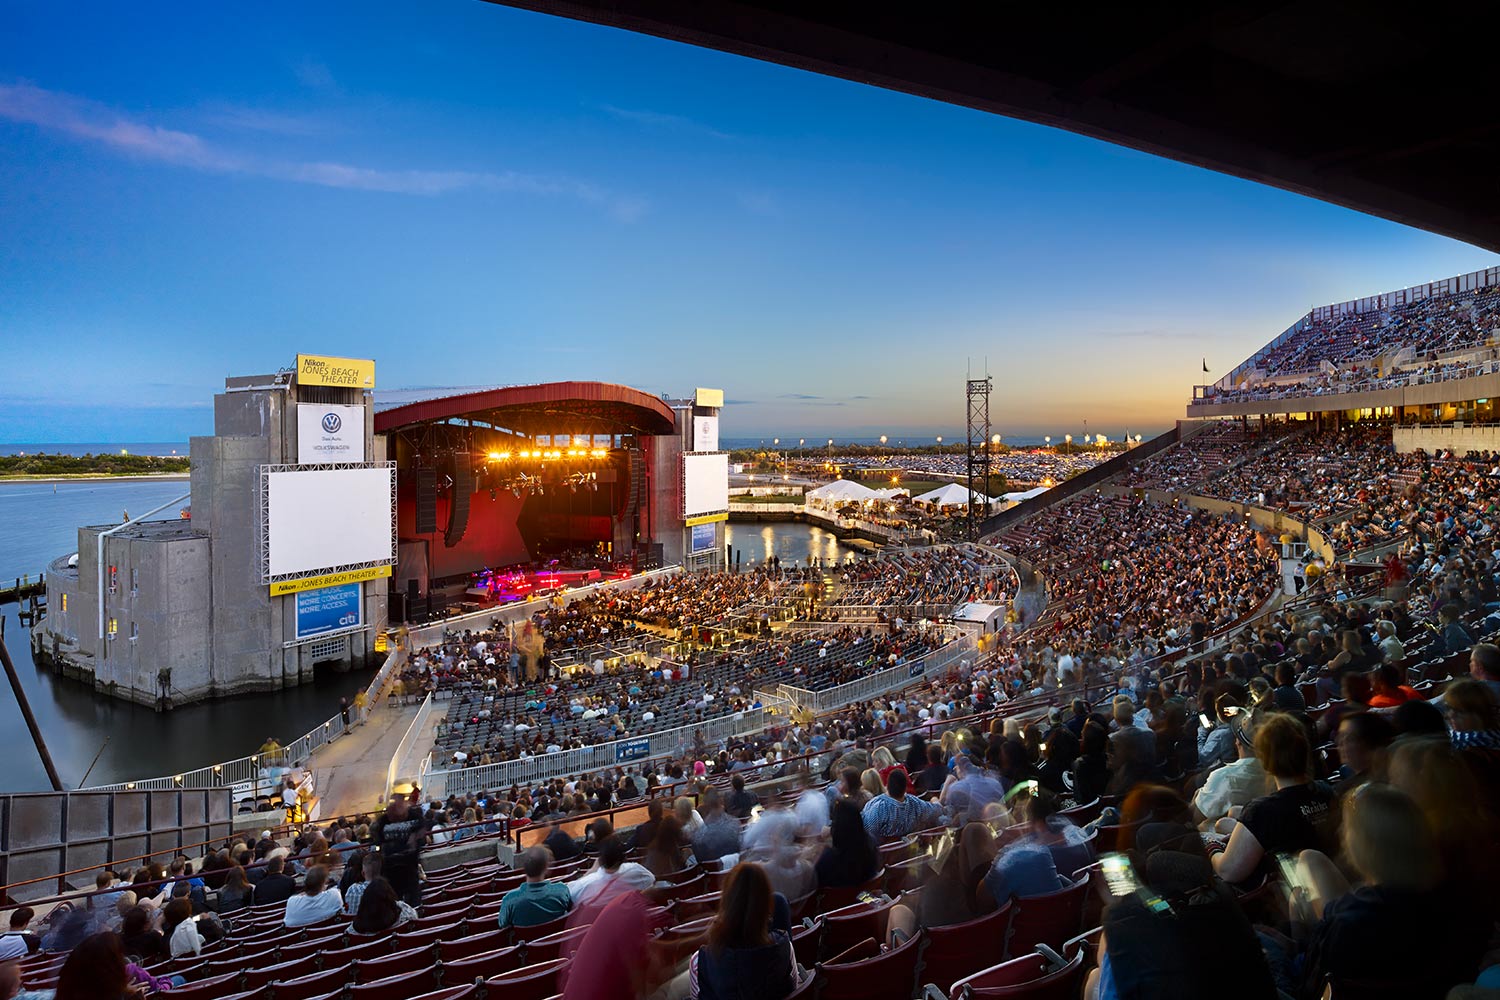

{"left": 965, "top": 375, "right": 992, "bottom": 541}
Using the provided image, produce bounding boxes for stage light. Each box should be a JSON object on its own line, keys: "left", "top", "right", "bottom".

{"left": 499, "top": 451, "right": 511, "bottom": 460}
{"left": 487, "top": 451, "right": 501, "bottom": 460}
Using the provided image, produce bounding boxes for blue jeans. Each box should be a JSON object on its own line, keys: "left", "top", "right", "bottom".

{"left": 168, "top": 976, "right": 187, "bottom": 989}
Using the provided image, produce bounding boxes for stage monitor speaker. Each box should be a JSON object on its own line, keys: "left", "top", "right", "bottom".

{"left": 445, "top": 457, "right": 474, "bottom": 548}
{"left": 414, "top": 468, "right": 438, "bottom": 534}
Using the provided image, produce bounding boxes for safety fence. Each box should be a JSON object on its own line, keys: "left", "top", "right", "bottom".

{"left": 384, "top": 691, "right": 438, "bottom": 801}
{"left": 774, "top": 630, "right": 977, "bottom": 714}
{"left": 86, "top": 641, "right": 409, "bottom": 795}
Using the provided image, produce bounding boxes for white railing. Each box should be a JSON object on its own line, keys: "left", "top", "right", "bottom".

{"left": 384, "top": 691, "right": 437, "bottom": 801}
{"left": 87, "top": 641, "right": 409, "bottom": 794}
{"left": 426, "top": 702, "right": 772, "bottom": 797}
{"left": 804, "top": 631, "right": 976, "bottom": 712}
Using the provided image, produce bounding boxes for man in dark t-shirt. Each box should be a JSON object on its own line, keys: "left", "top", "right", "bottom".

{"left": 1239, "top": 780, "right": 1338, "bottom": 858}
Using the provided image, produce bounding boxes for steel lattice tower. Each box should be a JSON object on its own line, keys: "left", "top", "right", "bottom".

{"left": 966, "top": 375, "right": 992, "bottom": 540}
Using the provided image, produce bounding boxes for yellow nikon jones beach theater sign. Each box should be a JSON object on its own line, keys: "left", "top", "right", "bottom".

{"left": 270, "top": 564, "right": 391, "bottom": 597}
{"left": 296, "top": 354, "right": 376, "bottom": 389}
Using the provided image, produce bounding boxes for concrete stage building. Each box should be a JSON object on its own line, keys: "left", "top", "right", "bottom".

{"left": 38, "top": 361, "right": 725, "bottom": 707}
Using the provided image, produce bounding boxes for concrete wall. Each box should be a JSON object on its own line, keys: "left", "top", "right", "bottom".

{"left": 1393, "top": 424, "right": 1500, "bottom": 454}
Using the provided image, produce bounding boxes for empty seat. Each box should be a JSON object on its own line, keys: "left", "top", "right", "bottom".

{"left": 918, "top": 901, "right": 1013, "bottom": 992}
{"left": 240, "top": 954, "right": 321, "bottom": 991}
{"left": 517, "top": 924, "right": 590, "bottom": 965}
{"left": 946, "top": 950, "right": 1085, "bottom": 999}
{"left": 438, "top": 945, "right": 526, "bottom": 985}
{"left": 438, "top": 928, "right": 513, "bottom": 963}
{"left": 819, "top": 930, "right": 923, "bottom": 1000}
{"left": 352, "top": 944, "right": 436, "bottom": 983}
{"left": 347, "top": 964, "right": 442, "bottom": 1000}
{"left": 1005, "top": 882, "right": 1088, "bottom": 959}
{"left": 266, "top": 964, "right": 354, "bottom": 1000}
{"left": 165, "top": 971, "right": 246, "bottom": 1000}
{"left": 484, "top": 958, "right": 568, "bottom": 1000}
{"left": 818, "top": 897, "right": 896, "bottom": 961}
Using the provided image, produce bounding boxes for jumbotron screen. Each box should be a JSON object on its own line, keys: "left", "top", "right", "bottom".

{"left": 681, "top": 452, "right": 729, "bottom": 517}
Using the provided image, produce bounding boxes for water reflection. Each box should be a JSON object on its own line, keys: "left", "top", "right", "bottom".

{"left": 724, "top": 522, "right": 854, "bottom": 568}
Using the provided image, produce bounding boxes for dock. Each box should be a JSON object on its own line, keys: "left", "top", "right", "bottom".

{"left": 0, "top": 576, "right": 46, "bottom": 626}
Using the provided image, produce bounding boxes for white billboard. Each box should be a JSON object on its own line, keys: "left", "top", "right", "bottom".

{"left": 682, "top": 452, "right": 729, "bottom": 517}
{"left": 263, "top": 465, "right": 395, "bottom": 580}
{"left": 298, "top": 404, "right": 365, "bottom": 463}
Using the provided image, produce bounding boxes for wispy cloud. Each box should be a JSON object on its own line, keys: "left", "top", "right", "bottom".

{"left": 599, "top": 103, "right": 735, "bottom": 140}
{"left": 779, "top": 393, "right": 822, "bottom": 400}
{"left": 293, "top": 57, "right": 337, "bottom": 91}
{"left": 197, "top": 101, "right": 331, "bottom": 137}
{"left": 0, "top": 82, "right": 645, "bottom": 218}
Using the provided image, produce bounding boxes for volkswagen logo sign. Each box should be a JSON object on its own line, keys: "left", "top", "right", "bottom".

{"left": 321, "top": 412, "right": 342, "bottom": 434}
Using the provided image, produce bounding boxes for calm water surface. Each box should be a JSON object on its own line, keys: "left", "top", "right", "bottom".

{"left": 0, "top": 480, "right": 371, "bottom": 792}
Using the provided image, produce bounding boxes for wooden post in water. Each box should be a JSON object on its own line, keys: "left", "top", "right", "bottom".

{"left": 0, "top": 631, "right": 63, "bottom": 790}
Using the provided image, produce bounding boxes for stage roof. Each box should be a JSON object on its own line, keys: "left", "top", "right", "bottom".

{"left": 485, "top": 1, "right": 1500, "bottom": 252}
{"left": 373, "top": 381, "right": 677, "bottom": 437}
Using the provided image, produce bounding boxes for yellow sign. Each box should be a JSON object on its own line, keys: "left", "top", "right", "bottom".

{"left": 694, "top": 387, "right": 724, "bottom": 408}
{"left": 684, "top": 512, "right": 729, "bottom": 527}
{"left": 296, "top": 354, "right": 376, "bottom": 389}
{"left": 270, "top": 564, "right": 391, "bottom": 596}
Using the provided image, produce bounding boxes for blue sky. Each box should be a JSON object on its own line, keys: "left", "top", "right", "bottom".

{"left": 3, "top": 1, "right": 1497, "bottom": 444}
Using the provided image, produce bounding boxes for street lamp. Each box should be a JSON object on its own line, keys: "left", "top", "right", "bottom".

{"left": 1045, "top": 435, "right": 1051, "bottom": 446}
{"left": 1064, "top": 434, "right": 1072, "bottom": 451}
{"left": 879, "top": 435, "right": 887, "bottom": 446}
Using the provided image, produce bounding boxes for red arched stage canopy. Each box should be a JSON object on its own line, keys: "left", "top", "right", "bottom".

{"left": 374, "top": 381, "right": 677, "bottom": 438}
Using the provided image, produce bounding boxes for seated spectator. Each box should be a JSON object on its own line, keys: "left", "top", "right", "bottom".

{"left": 642, "top": 816, "right": 692, "bottom": 879}
{"left": 1213, "top": 714, "right": 1338, "bottom": 884}
{"left": 283, "top": 865, "right": 342, "bottom": 928}
{"left": 861, "top": 769, "right": 940, "bottom": 840}
{"left": 252, "top": 856, "right": 295, "bottom": 906}
{"left": 351, "top": 877, "right": 417, "bottom": 935}
{"left": 814, "top": 800, "right": 879, "bottom": 889}
{"left": 342, "top": 853, "right": 380, "bottom": 915}
{"left": 1297, "top": 784, "right": 1485, "bottom": 1000}
{"left": 725, "top": 775, "right": 760, "bottom": 820}
{"left": 983, "top": 788, "right": 1092, "bottom": 903}
{"left": 1192, "top": 715, "right": 1270, "bottom": 829}
{"left": 1069, "top": 721, "right": 1111, "bottom": 804}
{"left": 916, "top": 744, "right": 951, "bottom": 794}
{"left": 117, "top": 905, "right": 166, "bottom": 963}
{"left": 216, "top": 865, "right": 251, "bottom": 914}
{"left": 688, "top": 863, "right": 800, "bottom": 1000}
{"left": 57, "top": 932, "right": 183, "bottom": 1000}
{"left": 0, "top": 908, "right": 40, "bottom": 957}
{"left": 1332, "top": 712, "right": 1394, "bottom": 791}
{"left": 896, "top": 822, "right": 998, "bottom": 939}
{"left": 498, "top": 847, "right": 573, "bottom": 929}
{"left": 630, "top": 799, "right": 665, "bottom": 852}
{"left": 1367, "top": 664, "right": 1418, "bottom": 708}
{"left": 569, "top": 835, "right": 655, "bottom": 912}
{"left": 691, "top": 788, "right": 743, "bottom": 863}
{"left": 163, "top": 898, "right": 203, "bottom": 959}
{"left": 674, "top": 796, "right": 704, "bottom": 839}
{"left": 1036, "top": 729, "right": 1079, "bottom": 796}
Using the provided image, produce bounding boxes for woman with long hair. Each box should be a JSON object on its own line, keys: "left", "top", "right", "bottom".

{"left": 162, "top": 898, "right": 202, "bottom": 958}
{"left": 351, "top": 876, "right": 417, "bottom": 934}
{"left": 57, "top": 932, "right": 179, "bottom": 1000}
{"left": 642, "top": 815, "right": 690, "bottom": 878}
{"left": 217, "top": 865, "right": 251, "bottom": 913}
{"left": 814, "top": 799, "right": 878, "bottom": 888}
{"left": 688, "top": 863, "right": 799, "bottom": 1000}
{"left": 118, "top": 905, "right": 166, "bottom": 963}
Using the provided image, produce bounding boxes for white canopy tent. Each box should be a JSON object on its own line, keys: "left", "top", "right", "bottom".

{"left": 912, "top": 482, "right": 995, "bottom": 507}
{"left": 806, "top": 479, "right": 881, "bottom": 503}
{"left": 1001, "top": 486, "right": 1050, "bottom": 503}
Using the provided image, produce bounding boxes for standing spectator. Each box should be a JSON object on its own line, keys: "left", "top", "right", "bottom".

{"left": 371, "top": 796, "right": 428, "bottom": 907}
{"left": 497, "top": 848, "right": 573, "bottom": 930}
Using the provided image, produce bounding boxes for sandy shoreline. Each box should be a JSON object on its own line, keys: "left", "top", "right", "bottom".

{"left": 0, "top": 473, "right": 191, "bottom": 485}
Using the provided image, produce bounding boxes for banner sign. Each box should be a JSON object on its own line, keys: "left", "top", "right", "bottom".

{"left": 270, "top": 564, "right": 390, "bottom": 597}
{"left": 692, "top": 415, "right": 718, "bottom": 452}
{"left": 614, "top": 737, "right": 651, "bottom": 764}
{"left": 294, "top": 582, "right": 363, "bottom": 640}
{"left": 684, "top": 512, "right": 729, "bottom": 527}
{"left": 908, "top": 660, "right": 926, "bottom": 678}
{"left": 298, "top": 403, "right": 365, "bottom": 463}
{"left": 296, "top": 354, "right": 376, "bottom": 389}
{"left": 690, "top": 521, "right": 717, "bottom": 554}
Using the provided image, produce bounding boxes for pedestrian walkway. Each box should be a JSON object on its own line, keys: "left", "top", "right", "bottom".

{"left": 308, "top": 701, "right": 419, "bottom": 820}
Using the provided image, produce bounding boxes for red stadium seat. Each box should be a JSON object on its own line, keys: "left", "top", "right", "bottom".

{"left": 240, "top": 954, "right": 321, "bottom": 991}
{"left": 818, "top": 896, "right": 896, "bottom": 961}
{"left": 166, "top": 971, "right": 246, "bottom": 1000}
{"left": 814, "top": 871, "right": 886, "bottom": 916}
{"left": 347, "top": 964, "right": 442, "bottom": 1000}
{"left": 438, "top": 927, "right": 513, "bottom": 962}
{"left": 673, "top": 890, "right": 723, "bottom": 921}
{"left": 393, "top": 921, "right": 466, "bottom": 950}
{"left": 1004, "top": 882, "right": 1088, "bottom": 959}
{"left": 318, "top": 935, "right": 394, "bottom": 967}
{"left": 645, "top": 871, "right": 707, "bottom": 906}
{"left": 351, "top": 944, "right": 436, "bottom": 983}
{"left": 484, "top": 959, "right": 568, "bottom": 1000}
{"left": 917, "top": 900, "right": 1013, "bottom": 992}
{"left": 948, "top": 950, "right": 1085, "bottom": 999}
{"left": 517, "top": 924, "right": 590, "bottom": 964}
{"left": 215, "top": 987, "right": 271, "bottom": 1000}
{"left": 508, "top": 913, "right": 569, "bottom": 944}
{"left": 408, "top": 986, "right": 482, "bottom": 1000}
{"left": 437, "top": 945, "right": 526, "bottom": 985}
{"left": 1062, "top": 926, "right": 1102, "bottom": 972}
{"left": 819, "top": 930, "right": 923, "bottom": 1000}
{"left": 267, "top": 964, "right": 354, "bottom": 1000}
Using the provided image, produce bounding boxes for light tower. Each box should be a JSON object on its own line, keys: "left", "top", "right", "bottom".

{"left": 965, "top": 374, "right": 992, "bottom": 540}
